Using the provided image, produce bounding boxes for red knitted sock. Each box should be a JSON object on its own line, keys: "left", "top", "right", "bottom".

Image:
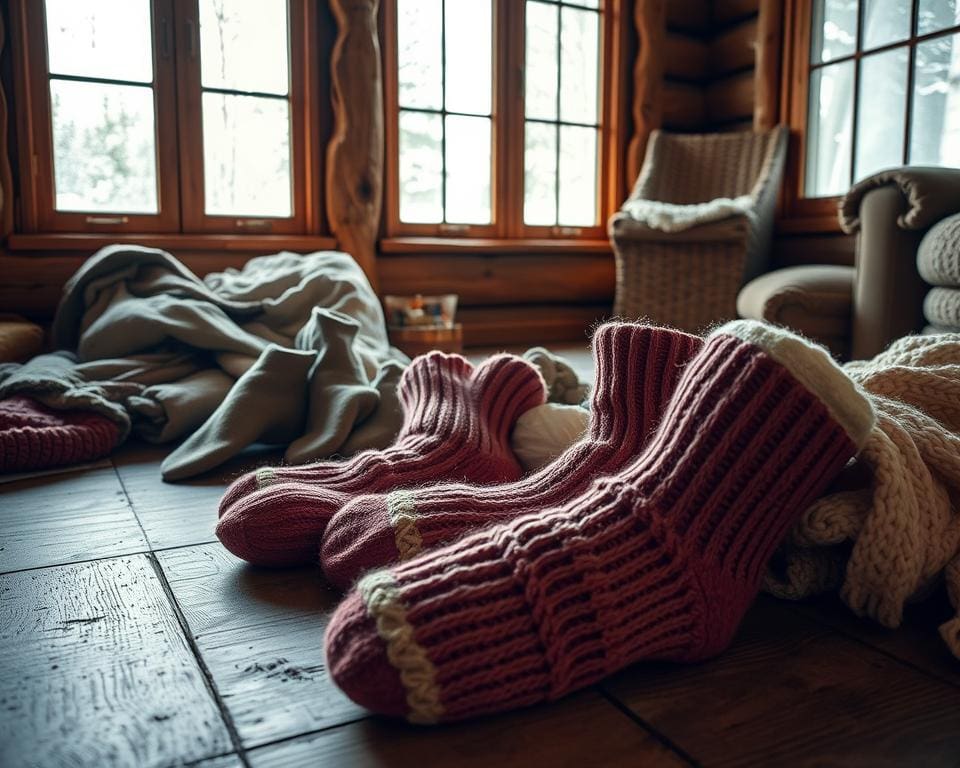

{"left": 321, "top": 323, "right": 703, "bottom": 589}
{"left": 0, "top": 396, "right": 122, "bottom": 473}
{"left": 215, "top": 353, "right": 546, "bottom": 566}
{"left": 324, "top": 320, "right": 875, "bottom": 723}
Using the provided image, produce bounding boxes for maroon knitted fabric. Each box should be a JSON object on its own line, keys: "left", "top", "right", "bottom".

{"left": 323, "top": 323, "right": 874, "bottom": 724}
{"left": 216, "top": 352, "right": 546, "bottom": 567}
{"left": 321, "top": 323, "right": 703, "bottom": 589}
{"left": 0, "top": 396, "right": 121, "bottom": 473}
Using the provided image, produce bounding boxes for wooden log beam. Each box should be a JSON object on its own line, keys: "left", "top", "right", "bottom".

{"left": 326, "top": 0, "right": 382, "bottom": 290}
{"left": 0, "top": 11, "right": 14, "bottom": 237}
{"left": 665, "top": 32, "right": 708, "bottom": 82}
{"left": 627, "top": 0, "right": 666, "bottom": 186}
{"left": 754, "top": 0, "right": 784, "bottom": 131}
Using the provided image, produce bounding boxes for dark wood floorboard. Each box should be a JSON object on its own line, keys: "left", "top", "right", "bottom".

{"left": 245, "top": 691, "right": 686, "bottom": 768}
{"left": 158, "top": 543, "right": 364, "bottom": 748}
{"left": 0, "top": 467, "right": 147, "bottom": 572}
{"left": 603, "top": 596, "right": 960, "bottom": 767}
{"left": 0, "top": 555, "right": 232, "bottom": 768}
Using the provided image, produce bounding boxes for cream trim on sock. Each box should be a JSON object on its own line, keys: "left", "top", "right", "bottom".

{"left": 713, "top": 319, "right": 875, "bottom": 448}
{"left": 256, "top": 467, "right": 277, "bottom": 489}
{"left": 359, "top": 570, "right": 444, "bottom": 724}
{"left": 388, "top": 490, "right": 423, "bottom": 562}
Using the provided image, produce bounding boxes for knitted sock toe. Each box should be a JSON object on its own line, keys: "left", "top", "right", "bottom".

{"left": 321, "top": 323, "right": 703, "bottom": 589}
{"left": 216, "top": 352, "right": 546, "bottom": 566}
{"left": 324, "top": 320, "right": 875, "bottom": 723}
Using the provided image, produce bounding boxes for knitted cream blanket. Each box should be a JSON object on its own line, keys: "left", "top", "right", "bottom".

{"left": 765, "top": 333, "right": 960, "bottom": 658}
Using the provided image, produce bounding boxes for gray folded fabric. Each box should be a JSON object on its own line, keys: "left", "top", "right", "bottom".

{"left": 5, "top": 244, "right": 410, "bottom": 479}
{"left": 523, "top": 347, "right": 591, "bottom": 405}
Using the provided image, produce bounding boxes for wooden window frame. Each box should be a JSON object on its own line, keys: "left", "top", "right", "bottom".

{"left": 780, "top": 0, "right": 960, "bottom": 233}
{"left": 381, "top": 0, "right": 626, "bottom": 243}
{"left": 9, "top": 0, "right": 327, "bottom": 238}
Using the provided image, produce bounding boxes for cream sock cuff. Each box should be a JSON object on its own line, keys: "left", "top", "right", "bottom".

{"left": 712, "top": 320, "right": 875, "bottom": 449}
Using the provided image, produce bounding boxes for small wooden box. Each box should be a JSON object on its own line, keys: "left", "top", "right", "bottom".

{"left": 389, "top": 323, "right": 464, "bottom": 358}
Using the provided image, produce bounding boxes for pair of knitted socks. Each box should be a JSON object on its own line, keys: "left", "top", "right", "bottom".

{"left": 217, "top": 320, "right": 874, "bottom": 724}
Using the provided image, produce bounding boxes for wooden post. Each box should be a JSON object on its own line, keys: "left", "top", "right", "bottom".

{"left": 754, "top": 0, "right": 783, "bottom": 131}
{"left": 0, "top": 10, "right": 15, "bottom": 238}
{"left": 326, "top": 0, "right": 382, "bottom": 290}
{"left": 626, "top": 0, "right": 665, "bottom": 188}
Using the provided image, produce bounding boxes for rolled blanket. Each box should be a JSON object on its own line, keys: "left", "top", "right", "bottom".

{"left": 765, "top": 333, "right": 960, "bottom": 659}
{"left": 924, "top": 287, "right": 960, "bottom": 328}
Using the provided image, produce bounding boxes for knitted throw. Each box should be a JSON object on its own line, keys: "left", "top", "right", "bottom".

{"left": 765, "top": 333, "right": 960, "bottom": 658}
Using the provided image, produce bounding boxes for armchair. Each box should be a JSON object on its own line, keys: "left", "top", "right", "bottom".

{"left": 738, "top": 167, "right": 960, "bottom": 360}
{"left": 608, "top": 127, "right": 788, "bottom": 331}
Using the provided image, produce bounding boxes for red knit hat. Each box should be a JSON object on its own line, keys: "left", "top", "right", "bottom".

{"left": 0, "top": 396, "right": 121, "bottom": 474}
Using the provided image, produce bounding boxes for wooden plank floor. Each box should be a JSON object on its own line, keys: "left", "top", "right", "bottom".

{"left": 2, "top": 343, "right": 959, "bottom": 767}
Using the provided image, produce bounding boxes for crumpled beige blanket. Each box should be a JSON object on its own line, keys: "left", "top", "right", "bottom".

{"left": 765, "top": 333, "right": 960, "bottom": 658}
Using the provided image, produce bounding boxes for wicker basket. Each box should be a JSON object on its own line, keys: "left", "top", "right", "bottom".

{"left": 609, "top": 127, "right": 788, "bottom": 332}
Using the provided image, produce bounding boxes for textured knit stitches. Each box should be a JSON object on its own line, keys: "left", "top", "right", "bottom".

{"left": 216, "top": 352, "right": 546, "bottom": 566}
{"left": 321, "top": 323, "right": 704, "bottom": 589}
{"left": 324, "top": 320, "right": 874, "bottom": 723}
{"left": 0, "top": 396, "right": 121, "bottom": 473}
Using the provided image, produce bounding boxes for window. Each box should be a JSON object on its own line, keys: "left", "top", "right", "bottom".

{"left": 797, "top": 0, "right": 960, "bottom": 201}
{"left": 383, "top": 0, "right": 618, "bottom": 240}
{"left": 12, "top": 0, "right": 323, "bottom": 236}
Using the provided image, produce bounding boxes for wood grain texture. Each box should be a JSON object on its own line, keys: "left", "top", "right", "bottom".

{"left": 379, "top": 252, "right": 615, "bottom": 306}
{"left": 326, "top": 0, "right": 382, "bottom": 289}
{"left": 0, "top": 11, "right": 14, "bottom": 238}
{"left": 713, "top": 0, "right": 760, "bottom": 24}
{"left": 785, "top": 594, "right": 960, "bottom": 690}
{"left": 0, "top": 555, "right": 231, "bottom": 767}
{"left": 604, "top": 596, "right": 960, "bottom": 766}
{"left": 665, "top": 32, "right": 708, "bottom": 82}
{"left": 753, "top": 0, "right": 783, "bottom": 131}
{"left": 665, "top": 0, "right": 708, "bottom": 32}
{"left": 627, "top": 0, "right": 666, "bottom": 184}
{"left": 710, "top": 16, "right": 758, "bottom": 76}
{"left": 772, "top": 231, "right": 855, "bottom": 268}
{"left": 247, "top": 691, "right": 687, "bottom": 768}
{"left": 158, "top": 543, "right": 364, "bottom": 748}
{"left": 113, "top": 442, "right": 278, "bottom": 552}
{"left": 662, "top": 81, "right": 706, "bottom": 130}
{"left": 706, "top": 70, "right": 755, "bottom": 125}
{"left": 457, "top": 304, "right": 608, "bottom": 347}
{"left": 0, "top": 467, "right": 147, "bottom": 573}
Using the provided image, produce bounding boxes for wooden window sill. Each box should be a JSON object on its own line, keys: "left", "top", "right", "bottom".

{"left": 379, "top": 237, "right": 612, "bottom": 254}
{"left": 6, "top": 233, "right": 339, "bottom": 253}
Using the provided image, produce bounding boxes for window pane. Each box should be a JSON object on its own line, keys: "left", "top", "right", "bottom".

{"left": 445, "top": 116, "right": 491, "bottom": 224}
{"left": 911, "top": 33, "right": 960, "bottom": 166}
{"left": 397, "top": 0, "right": 442, "bottom": 110}
{"left": 560, "top": 7, "right": 599, "bottom": 124}
{"left": 50, "top": 80, "right": 157, "bottom": 213}
{"left": 805, "top": 61, "right": 854, "bottom": 197}
{"left": 444, "top": 0, "right": 492, "bottom": 115}
{"left": 525, "top": 1, "right": 559, "bottom": 120}
{"left": 199, "top": 0, "right": 289, "bottom": 95}
{"left": 810, "top": 0, "right": 858, "bottom": 64}
{"left": 918, "top": 0, "right": 960, "bottom": 36}
{"left": 45, "top": 0, "right": 152, "bottom": 83}
{"left": 861, "top": 0, "right": 910, "bottom": 50}
{"left": 524, "top": 122, "right": 557, "bottom": 225}
{"left": 558, "top": 125, "right": 597, "bottom": 226}
{"left": 202, "top": 93, "right": 291, "bottom": 217}
{"left": 855, "top": 48, "right": 908, "bottom": 180}
{"left": 399, "top": 110, "right": 443, "bottom": 223}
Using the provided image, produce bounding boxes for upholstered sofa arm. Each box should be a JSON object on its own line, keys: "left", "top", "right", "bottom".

{"left": 839, "top": 167, "right": 960, "bottom": 234}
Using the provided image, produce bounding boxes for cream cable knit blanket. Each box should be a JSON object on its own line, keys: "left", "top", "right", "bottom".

{"left": 764, "top": 333, "right": 960, "bottom": 658}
